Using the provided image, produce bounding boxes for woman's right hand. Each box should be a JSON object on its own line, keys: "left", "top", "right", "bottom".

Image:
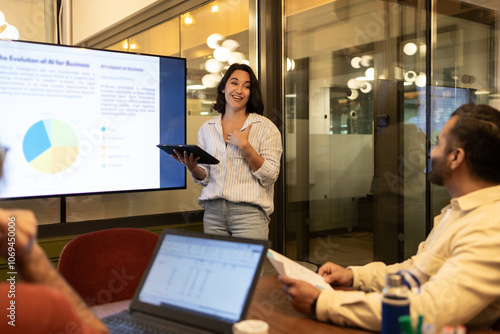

{"left": 318, "top": 262, "right": 354, "bottom": 287}
{"left": 171, "top": 149, "right": 200, "bottom": 172}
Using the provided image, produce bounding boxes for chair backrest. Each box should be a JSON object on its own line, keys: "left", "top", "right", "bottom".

{"left": 57, "top": 227, "right": 159, "bottom": 306}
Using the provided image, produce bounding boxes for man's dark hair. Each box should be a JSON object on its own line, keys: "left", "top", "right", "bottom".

{"left": 212, "top": 63, "right": 264, "bottom": 115}
{"left": 450, "top": 104, "right": 500, "bottom": 183}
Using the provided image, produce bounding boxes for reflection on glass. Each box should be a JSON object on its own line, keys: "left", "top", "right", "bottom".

{"left": 284, "top": 0, "right": 429, "bottom": 265}
{"left": 284, "top": 0, "right": 499, "bottom": 267}
{"left": 430, "top": 1, "right": 498, "bottom": 219}
{"left": 181, "top": 0, "right": 250, "bottom": 119}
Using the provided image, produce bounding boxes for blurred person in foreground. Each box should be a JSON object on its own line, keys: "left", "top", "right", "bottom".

{"left": 281, "top": 104, "right": 500, "bottom": 331}
{"left": 0, "top": 145, "right": 108, "bottom": 333}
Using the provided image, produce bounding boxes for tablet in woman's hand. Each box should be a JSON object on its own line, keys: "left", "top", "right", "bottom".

{"left": 157, "top": 145, "right": 220, "bottom": 164}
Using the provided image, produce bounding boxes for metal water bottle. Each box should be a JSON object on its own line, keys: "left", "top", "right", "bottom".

{"left": 381, "top": 273, "right": 410, "bottom": 334}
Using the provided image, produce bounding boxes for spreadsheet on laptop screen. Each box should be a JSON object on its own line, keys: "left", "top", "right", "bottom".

{"left": 138, "top": 234, "right": 264, "bottom": 322}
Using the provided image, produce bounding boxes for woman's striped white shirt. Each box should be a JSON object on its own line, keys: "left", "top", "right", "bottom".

{"left": 193, "top": 113, "right": 282, "bottom": 218}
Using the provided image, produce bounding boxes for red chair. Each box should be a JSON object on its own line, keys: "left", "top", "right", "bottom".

{"left": 57, "top": 227, "right": 159, "bottom": 306}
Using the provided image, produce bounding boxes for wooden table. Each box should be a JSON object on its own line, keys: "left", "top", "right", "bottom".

{"left": 93, "top": 274, "right": 497, "bottom": 334}
{"left": 247, "top": 274, "right": 372, "bottom": 333}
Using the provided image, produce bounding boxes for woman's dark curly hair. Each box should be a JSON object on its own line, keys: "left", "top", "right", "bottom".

{"left": 212, "top": 63, "right": 264, "bottom": 115}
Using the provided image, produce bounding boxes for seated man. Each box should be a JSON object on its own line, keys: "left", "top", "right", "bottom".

{"left": 280, "top": 104, "right": 500, "bottom": 331}
{"left": 0, "top": 146, "right": 108, "bottom": 333}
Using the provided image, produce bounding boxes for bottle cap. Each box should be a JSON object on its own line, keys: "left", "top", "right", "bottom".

{"left": 233, "top": 320, "right": 269, "bottom": 334}
{"left": 387, "top": 273, "right": 404, "bottom": 286}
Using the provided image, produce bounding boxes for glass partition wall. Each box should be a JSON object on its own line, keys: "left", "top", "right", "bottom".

{"left": 284, "top": 0, "right": 499, "bottom": 265}
{"left": 430, "top": 1, "right": 498, "bottom": 220}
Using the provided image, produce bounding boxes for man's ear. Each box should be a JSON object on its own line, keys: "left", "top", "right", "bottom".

{"left": 449, "top": 147, "right": 465, "bottom": 170}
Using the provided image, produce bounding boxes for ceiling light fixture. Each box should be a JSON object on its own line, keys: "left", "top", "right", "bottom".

{"left": 184, "top": 13, "right": 194, "bottom": 25}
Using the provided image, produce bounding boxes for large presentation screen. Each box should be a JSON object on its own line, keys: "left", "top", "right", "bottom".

{"left": 0, "top": 39, "right": 186, "bottom": 199}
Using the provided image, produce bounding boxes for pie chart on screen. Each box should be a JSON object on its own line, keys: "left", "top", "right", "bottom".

{"left": 23, "top": 119, "right": 79, "bottom": 174}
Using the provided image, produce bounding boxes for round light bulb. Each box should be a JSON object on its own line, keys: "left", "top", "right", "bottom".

{"left": 207, "top": 33, "right": 223, "bottom": 49}
{"left": 222, "top": 39, "right": 239, "bottom": 51}
{"left": 360, "top": 82, "right": 372, "bottom": 93}
{"left": 347, "top": 78, "right": 361, "bottom": 89}
{"left": 360, "top": 55, "right": 372, "bottom": 67}
{"left": 348, "top": 89, "right": 359, "bottom": 100}
{"left": 211, "top": 73, "right": 222, "bottom": 85}
{"left": 403, "top": 42, "right": 417, "bottom": 56}
{"left": 365, "top": 67, "right": 375, "bottom": 80}
{"left": 228, "top": 52, "right": 244, "bottom": 65}
{"left": 202, "top": 74, "right": 216, "bottom": 88}
{"left": 213, "top": 47, "right": 230, "bottom": 62}
{"left": 415, "top": 73, "right": 426, "bottom": 87}
{"left": 351, "top": 57, "right": 361, "bottom": 69}
{"left": 205, "top": 59, "right": 222, "bottom": 73}
{"left": 404, "top": 71, "right": 417, "bottom": 82}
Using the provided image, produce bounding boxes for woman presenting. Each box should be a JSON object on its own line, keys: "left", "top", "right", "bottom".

{"left": 173, "top": 63, "right": 282, "bottom": 240}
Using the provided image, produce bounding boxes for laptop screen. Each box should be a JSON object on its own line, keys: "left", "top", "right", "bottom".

{"left": 136, "top": 232, "right": 266, "bottom": 324}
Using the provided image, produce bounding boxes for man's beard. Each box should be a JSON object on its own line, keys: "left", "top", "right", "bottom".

{"left": 428, "top": 155, "right": 451, "bottom": 186}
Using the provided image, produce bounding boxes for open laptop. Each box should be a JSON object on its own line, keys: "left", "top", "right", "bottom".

{"left": 103, "top": 228, "right": 268, "bottom": 334}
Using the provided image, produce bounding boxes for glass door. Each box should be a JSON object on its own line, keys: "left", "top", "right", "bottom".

{"left": 284, "top": 0, "right": 428, "bottom": 266}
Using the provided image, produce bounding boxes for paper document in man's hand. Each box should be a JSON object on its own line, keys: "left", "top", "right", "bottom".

{"left": 267, "top": 249, "right": 334, "bottom": 291}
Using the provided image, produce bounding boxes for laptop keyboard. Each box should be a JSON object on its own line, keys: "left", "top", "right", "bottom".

{"left": 104, "top": 314, "right": 179, "bottom": 334}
